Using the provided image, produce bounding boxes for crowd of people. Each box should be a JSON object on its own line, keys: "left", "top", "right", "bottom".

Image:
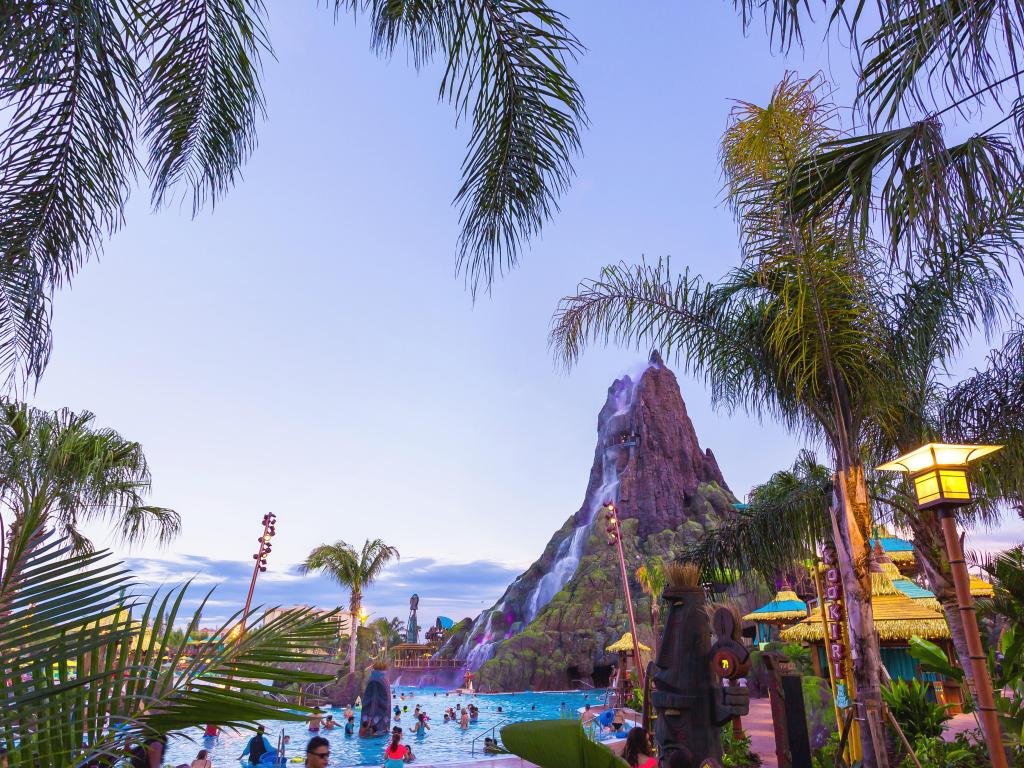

{"left": 129, "top": 690, "right": 694, "bottom": 768}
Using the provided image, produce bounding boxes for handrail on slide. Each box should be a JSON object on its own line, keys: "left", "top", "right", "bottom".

{"left": 470, "top": 719, "right": 511, "bottom": 755}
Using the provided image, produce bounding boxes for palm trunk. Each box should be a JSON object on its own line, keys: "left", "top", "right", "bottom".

{"left": 650, "top": 602, "right": 661, "bottom": 656}
{"left": 905, "top": 513, "right": 975, "bottom": 689}
{"left": 349, "top": 593, "right": 361, "bottom": 676}
{"left": 833, "top": 466, "right": 890, "bottom": 768}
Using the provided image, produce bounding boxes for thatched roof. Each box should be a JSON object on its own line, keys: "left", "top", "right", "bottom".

{"left": 742, "top": 589, "right": 808, "bottom": 623}
{"left": 605, "top": 632, "right": 651, "bottom": 653}
{"left": 782, "top": 569, "right": 949, "bottom": 643}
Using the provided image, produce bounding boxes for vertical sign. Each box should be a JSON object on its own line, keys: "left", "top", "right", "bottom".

{"left": 821, "top": 544, "right": 850, "bottom": 705}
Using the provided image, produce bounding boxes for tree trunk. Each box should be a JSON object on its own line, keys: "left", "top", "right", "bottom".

{"left": 833, "top": 466, "right": 890, "bottom": 768}
{"left": 904, "top": 512, "right": 975, "bottom": 688}
{"left": 651, "top": 602, "right": 661, "bottom": 656}
{"left": 349, "top": 593, "right": 361, "bottom": 676}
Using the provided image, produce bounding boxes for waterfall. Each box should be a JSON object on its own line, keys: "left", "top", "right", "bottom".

{"left": 522, "top": 374, "right": 642, "bottom": 624}
{"left": 459, "top": 601, "right": 508, "bottom": 670}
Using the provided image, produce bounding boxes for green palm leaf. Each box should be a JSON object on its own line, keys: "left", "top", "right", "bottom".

{"left": 1, "top": 519, "right": 337, "bottom": 766}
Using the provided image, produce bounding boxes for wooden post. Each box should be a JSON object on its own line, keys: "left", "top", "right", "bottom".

{"left": 938, "top": 508, "right": 1008, "bottom": 768}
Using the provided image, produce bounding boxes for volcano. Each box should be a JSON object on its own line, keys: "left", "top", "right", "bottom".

{"left": 439, "top": 352, "right": 738, "bottom": 691}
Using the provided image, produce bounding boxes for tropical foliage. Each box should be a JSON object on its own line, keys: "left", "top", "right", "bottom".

{"left": 0, "top": 505, "right": 336, "bottom": 767}
{"left": 881, "top": 679, "right": 950, "bottom": 742}
{"left": 635, "top": 557, "right": 666, "bottom": 651}
{"left": 731, "top": 1, "right": 1024, "bottom": 277}
{"left": 0, "top": 0, "right": 586, "bottom": 389}
{"left": 550, "top": 71, "right": 1022, "bottom": 766}
{"left": 0, "top": 400, "right": 178, "bottom": 553}
{"left": 300, "top": 537, "right": 399, "bottom": 674}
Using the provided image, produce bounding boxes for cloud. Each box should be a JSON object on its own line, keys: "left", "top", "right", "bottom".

{"left": 122, "top": 554, "right": 521, "bottom": 628}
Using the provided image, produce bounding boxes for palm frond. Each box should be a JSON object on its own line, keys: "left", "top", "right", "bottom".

{"left": 859, "top": 0, "right": 1024, "bottom": 126}
{"left": 347, "top": 0, "right": 586, "bottom": 296}
{"left": 1, "top": 519, "right": 337, "bottom": 765}
{"left": 140, "top": 0, "right": 270, "bottom": 210}
{"left": 682, "top": 450, "right": 832, "bottom": 580}
{"left": 0, "top": 401, "right": 178, "bottom": 552}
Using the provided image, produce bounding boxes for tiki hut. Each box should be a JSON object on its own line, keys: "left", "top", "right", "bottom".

{"left": 742, "top": 582, "right": 808, "bottom": 645}
{"left": 606, "top": 632, "right": 651, "bottom": 707}
{"left": 782, "top": 563, "right": 961, "bottom": 707}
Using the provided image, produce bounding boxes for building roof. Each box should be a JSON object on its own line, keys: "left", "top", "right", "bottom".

{"left": 871, "top": 537, "right": 916, "bottom": 564}
{"left": 605, "top": 632, "right": 651, "bottom": 653}
{"left": 970, "top": 576, "right": 995, "bottom": 597}
{"left": 782, "top": 569, "right": 949, "bottom": 643}
{"left": 742, "top": 589, "right": 808, "bottom": 623}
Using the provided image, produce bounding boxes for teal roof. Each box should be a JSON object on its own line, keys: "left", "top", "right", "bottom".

{"left": 893, "top": 578, "right": 935, "bottom": 600}
{"left": 749, "top": 599, "right": 807, "bottom": 616}
{"left": 872, "top": 536, "right": 914, "bottom": 552}
{"left": 437, "top": 616, "right": 454, "bottom": 630}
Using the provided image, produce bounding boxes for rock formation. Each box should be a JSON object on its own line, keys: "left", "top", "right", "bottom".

{"left": 441, "top": 352, "right": 740, "bottom": 691}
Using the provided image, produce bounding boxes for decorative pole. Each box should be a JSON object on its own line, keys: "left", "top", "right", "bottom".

{"left": 605, "top": 502, "right": 645, "bottom": 693}
{"left": 878, "top": 443, "right": 1007, "bottom": 768}
{"left": 240, "top": 512, "right": 277, "bottom": 636}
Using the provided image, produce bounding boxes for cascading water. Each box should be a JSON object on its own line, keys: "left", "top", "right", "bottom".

{"left": 522, "top": 374, "right": 643, "bottom": 624}
{"left": 459, "top": 601, "right": 508, "bottom": 670}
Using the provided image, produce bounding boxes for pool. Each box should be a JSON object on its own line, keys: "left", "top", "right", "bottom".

{"left": 164, "top": 687, "right": 607, "bottom": 767}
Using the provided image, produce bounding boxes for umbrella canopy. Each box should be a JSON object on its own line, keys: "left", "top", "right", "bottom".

{"left": 605, "top": 632, "right": 650, "bottom": 654}
{"left": 742, "top": 589, "right": 808, "bottom": 623}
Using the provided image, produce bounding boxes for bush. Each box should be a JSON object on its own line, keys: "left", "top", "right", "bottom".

{"left": 810, "top": 732, "right": 843, "bottom": 768}
{"left": 802, "top": 676, "right": 838, "bottom": 749}
{"left": 897, "top": 735, "right": 978, "bottom": 768}
{"left": 881, "top": 679, "right": 950, "bottom": 742}
{"left": 721, "top": 725, "right": 762, "bottom": 768}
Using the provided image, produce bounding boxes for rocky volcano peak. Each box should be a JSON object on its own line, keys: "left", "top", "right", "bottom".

{"left": 443, "top": 360, "right": 737, "bottom": 690}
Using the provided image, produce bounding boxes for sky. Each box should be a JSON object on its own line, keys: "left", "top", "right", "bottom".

{"left": 26, "top": 3, "right": 1024, "bottom": 627}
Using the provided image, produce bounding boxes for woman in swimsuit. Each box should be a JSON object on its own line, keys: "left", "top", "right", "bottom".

{"left": 623, "top": 727, "right": 656, "bottom": 768}
{"left": 383, "top": 728, "right": 413, "bottom": 766}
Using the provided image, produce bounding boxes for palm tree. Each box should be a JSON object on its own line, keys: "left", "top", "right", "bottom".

{"left": 371, "top": 616, "right": 405, "bottom": 661}
{"left": 635, "top": 558, "right": 666, "bottom": 654}
{"left": 300, "top": 538, "right": 399, "bottom": 675}
{"left": 549, "top": 75, "right": 1014, "bottom": 767}
{"left": 0, "top": 507, "right": 337, "bottom": 767}
{"left": 0, "top": 1, "right": 586, "bottom": 389}
{"left": 729, "top": 2, "right": 1024, "bottom": 280}
{"left": 0, "top": 400, "right": 178, "bottom": 552}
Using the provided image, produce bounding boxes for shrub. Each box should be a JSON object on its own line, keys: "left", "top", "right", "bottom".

{"left": 721, "top": 725, "right": 762, "bottom": 768}
{"left": 881, "top": 679, "right": 950, "bottom": 742}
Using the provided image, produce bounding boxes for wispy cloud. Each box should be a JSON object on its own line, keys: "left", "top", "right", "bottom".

{"left": 122, "top": 554, "right": 520, "bottom": 628}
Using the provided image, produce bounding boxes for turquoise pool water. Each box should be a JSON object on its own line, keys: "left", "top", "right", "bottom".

{"left": 163, "top": 687, "right": 606, "bottom": 767}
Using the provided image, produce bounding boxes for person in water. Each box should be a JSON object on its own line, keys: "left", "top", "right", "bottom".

{"left": 624, "top": 727, "right": 657, "bottom": 768}
{"left": 308, "top": 709, "right": 323, "bottom": 732}
{"left": 304, "top": 736, "right": 329, "bottom": 768}
{"left": 411, "top": 713, "right": 430, "bottom": 735}
{"left": 384, "top": 727, "right": 413, "bottom": 766}
{"left": 323, "top": 715, "right": 336, "bottom": 731}
{"left": 343, "top": 705, "right": 354, "bottom": 720}
{"left": 239, "top": 726, "right": 272, "bottom": 765}
{"left": 459, "top": 709, "right": 469, "bottom": 729}
{"left": 344, "top": 716, "right": 356, "bottom": 736}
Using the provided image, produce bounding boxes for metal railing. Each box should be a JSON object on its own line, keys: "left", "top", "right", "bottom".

{"left": 470, "top": 719, "right": 510, "bottom": 755}
{"left": 391, "top": 658, "right": 463, "bottom": 669}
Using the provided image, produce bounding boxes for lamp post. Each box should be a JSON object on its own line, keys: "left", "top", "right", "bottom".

{"left": 877, "top": 443, "right": 1006, "bottom": 768}
{"left": 605, "top": 502, "right": 646, "bottom": 693}
{"left": 240, "top": 512, "right": 277, "bottom": 636}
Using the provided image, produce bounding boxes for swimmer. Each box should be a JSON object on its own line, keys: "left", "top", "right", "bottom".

{"left": 343, "top": 705, "right": 354, "bottom": 720}
{"left": 344, "top": 716, "right": 355, "bottom": 737}
{"left": 496, "top": 706, "right": 503, "bottom": 713}
{"left": 323, "top": 715, "right": 336, "bottom": 730}
{"left": 459, "top": 709, "right": 469, "bottom": 729}
{"left": 443, "top": 714, "right": 450, "bottom": 724}
{"left": 412, "top": 713, "right": 430, "bottom": 735}
{"left": 308, "top": 709, "right": 323, "bottom": 732}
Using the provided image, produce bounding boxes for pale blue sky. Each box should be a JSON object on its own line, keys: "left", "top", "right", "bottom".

{"left": 28, "top": 3, "right": 1024, "bottom": 623}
